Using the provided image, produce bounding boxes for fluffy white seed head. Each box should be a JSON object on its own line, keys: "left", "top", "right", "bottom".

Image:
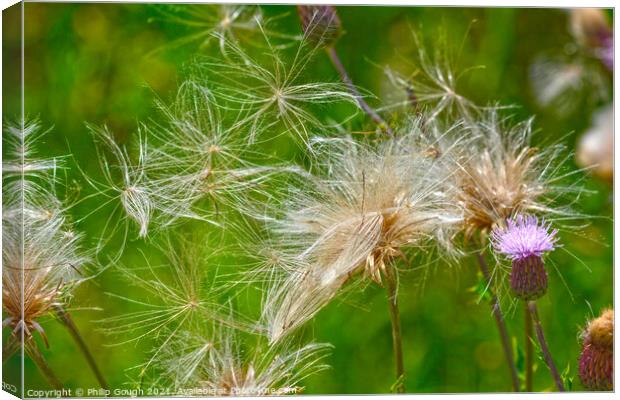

{"left": 451, "top": 109, "right": 584, "bottom": 242}
{"left": 155, "top": 325, "right": 331, "bottom": 396}
{"left": 261, "top": 119, "right": 464, "bottom": 342}
{"left": 98, "top": 238, "right": 255, "bottom": 376}
{"left": 194, "top": 29, "right": 360, "bottom": 147}
{"left": 2, "top": 120, "right": 89, "bottom": 347}
{"left": 153, "top": 4, "right": 297, "bottom": 55}
{"left": 146, "top": 78, "right": 304, "bottom": 223}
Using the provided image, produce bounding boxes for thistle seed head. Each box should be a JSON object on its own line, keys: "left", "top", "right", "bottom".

{"left": 2, "top": 119, "right": 58, "bottom": 176}
{"left": 97, "top": 237, "right": 255, "bottom": 377}
{"left": 579, "top": 309, "right": 613, "bottom": 391}
{"left": 156, "top": 325, "right": 331, "bottom": 396}
{"left": 453, "top": 110, "right": 577, "bottom": 241}
{"left": 154, "top": 4, "right": 266, "bottom": 54}
{"left": 262, "top": 120, "right": 463, "bottom": 342}
{"left": 147, "top": 78, "right": 298, "bottom": 222}
{"left": 2, "top": 120, "right": 88, "bottom": 347}
{"left": 193, "top": 32, "right": 359, "bottom": 147}
{"left": 383, "top": 30, "right": 479, "bottom": 122}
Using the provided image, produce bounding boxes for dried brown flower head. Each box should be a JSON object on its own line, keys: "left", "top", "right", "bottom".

{"left": 454, "top": 111, "right": 575, "bottom": 241}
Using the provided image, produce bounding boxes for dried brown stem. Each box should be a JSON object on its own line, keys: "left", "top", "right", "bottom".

{"left": 54, "top": 306, "right": 109, "bottom": 390}
{"left": 25, "top": 342, "right": 63, "bottom": 390}
{"left": 527, "top": 301, "right": 565, "bottom": 392}
{"left": 476, "top": 252, "right": 520, "bottom": 392}
{"left": 326, "top": 46, "right": 394, "bottom": 135}
{"left": 524, "top": 303, "right": 534, "bottom": 391}
{"left": 385, "top": 268, "right": 405, "bottom": 393}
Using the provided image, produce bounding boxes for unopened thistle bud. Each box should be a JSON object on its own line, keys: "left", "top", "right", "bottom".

{"left": 297, "top": 5, "right": 342, "bottom": 47}
{"left": 491, "top": 215, "right": 558, "bottom": 301}
{"left": 579, "top": 309, "right": 613, "bottom": 391}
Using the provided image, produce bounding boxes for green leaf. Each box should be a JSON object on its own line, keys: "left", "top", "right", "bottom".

{"left": 561, "top": 363, "right": 573, "bottom": 391}
{"left": 530, "top": 336, "right": 544, "bottom": 364}
{"left": 390, "top": 374, "right": 406, "bottom": 393}
{"left": 469, "top": 272, "right": 493, "bottom": 304}
{"left": 514, "top": 337, "right": 524, "bottom": 374}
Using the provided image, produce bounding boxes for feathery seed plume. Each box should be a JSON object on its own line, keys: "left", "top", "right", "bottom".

{"left": 262, "top": 119, "right": 462, "bottom": 342}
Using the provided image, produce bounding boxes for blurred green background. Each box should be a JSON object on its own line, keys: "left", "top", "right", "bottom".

{"left": 2, "top": 3, "right": 613, "bottom": 395}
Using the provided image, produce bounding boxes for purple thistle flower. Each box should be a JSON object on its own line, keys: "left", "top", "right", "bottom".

{"left": 491, "top": 215, "right": 558, "bottom": 261}
{"left": 491, "top": 215, "right": 559, "bottom": 301}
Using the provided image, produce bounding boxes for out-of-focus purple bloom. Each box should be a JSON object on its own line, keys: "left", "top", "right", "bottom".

{"left": 491, "top": 215, "right": 559, "bottom": 261}
{"left": 599, "top": 36, "right": 613, "bottom": 71}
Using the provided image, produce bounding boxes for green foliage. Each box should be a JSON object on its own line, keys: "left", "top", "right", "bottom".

{"left": 562, "top": 363, "right": 574, "bottom": 392}
{"left": 2, "top": 3, "right": 612, "bottom": 394}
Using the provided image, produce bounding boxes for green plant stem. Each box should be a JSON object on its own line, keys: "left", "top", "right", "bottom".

{"left": 54, "top": 306, "right": 109, "bottom": 390}
{"left": 385, "top": 268, "right": 405, "bottom": 393}
{"left": 527, "top": 301, "right": 565, "bottom": 392}
{"left": 25, "top": 343, "right": 63, "bottom": 390}
{"left": 326, "top": 46, "right": 394, "bottom": 135}
{"left": 524, "top": 303, "right": 534, "bottom": 391}
{"left": 3, "top": 333, "right": 20, "bottom": 364}
{"left": 476, "top": 252, "right": 520, "bottom": 392}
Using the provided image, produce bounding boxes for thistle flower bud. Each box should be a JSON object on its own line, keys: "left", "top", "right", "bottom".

{"left": 491, "top": 215, "right": 558, "bottom": 301}
{"left": 297, "top": 5, "right": 342, "bottom": 47}
{"left": 509, "top": 254, "right": 548, "bottom": 301}
{"left": 579, "top": 309, "right": 613, "bottom": 391}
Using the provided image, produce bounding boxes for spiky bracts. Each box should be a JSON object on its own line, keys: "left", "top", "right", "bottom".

{"left": 492, "top": 215, "right": 558, "bottom": 301}
{"left": 579, "top": 309, "right": 613, "bottom": 391}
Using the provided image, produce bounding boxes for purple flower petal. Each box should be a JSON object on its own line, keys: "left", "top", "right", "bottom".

{"left": 491, "top": 214, "right": 558, "bottom": 261}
